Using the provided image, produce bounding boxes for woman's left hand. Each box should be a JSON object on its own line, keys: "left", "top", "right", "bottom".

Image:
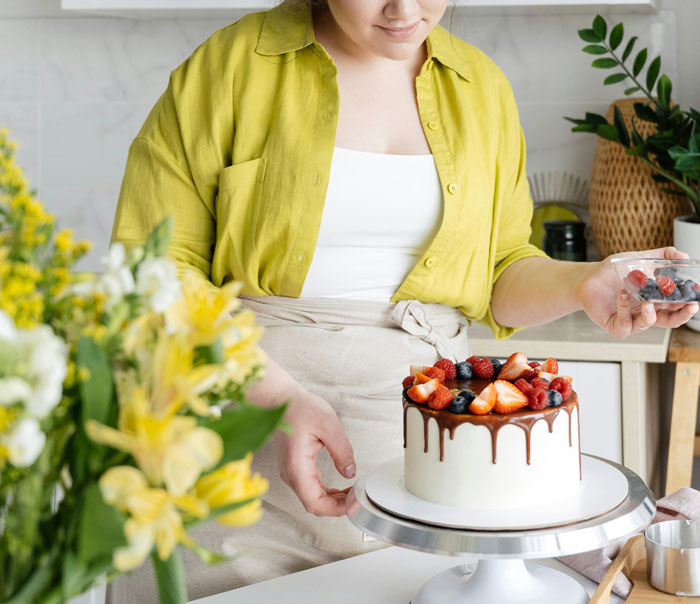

{"left": 579, "top": 247, "right": 699, "bottom": 338}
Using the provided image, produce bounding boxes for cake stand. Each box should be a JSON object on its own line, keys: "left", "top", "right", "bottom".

{"left": 346, "top": 454, "right": 655, "bottom": 604}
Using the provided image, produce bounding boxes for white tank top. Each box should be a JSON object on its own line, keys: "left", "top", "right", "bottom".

{"left": 300, "top": 146, "right": 443, "bottom": 300}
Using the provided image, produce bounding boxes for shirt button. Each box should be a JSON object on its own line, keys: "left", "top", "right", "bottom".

{"left": 425, "top": 257, "right": 438, "bottom": 268}
{"left": 447, "top": 183, "right": 458, "bottom": 195}
{"left": 427, "top": 121, "right": 439, "bottom": 131}
{"left": 298, "top": 252, "right": 305, "bottom": 263}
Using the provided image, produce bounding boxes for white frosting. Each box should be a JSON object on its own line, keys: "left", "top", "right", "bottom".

{"left": 404, "top": 405, "right": 581, "bottom": 509}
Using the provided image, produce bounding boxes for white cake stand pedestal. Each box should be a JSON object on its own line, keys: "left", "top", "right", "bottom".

{"left": 346, "top": 454, "right": 655, "bottom": 604}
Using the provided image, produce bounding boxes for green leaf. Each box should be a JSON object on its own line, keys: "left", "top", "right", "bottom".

{"left": 622, "top": 36, "right": 638, "bottom": 62}
{"left": 77, "top": 483, "right": 127, "bottom": 563}
{"left": 597, "top": 123, "right": 620, "bottom": 142}
{"left": 152, "top": 551, "right": 187, "bottom": 604}
{"left": 690, "top": 133, "right": 700, "bottom": 154}
{"left": 572, "top": 124, "right": 598, "bottom": 133}
{"left": 593, "top": 15, "right": 607, "bottom": 40}
{"left": 633, "top": 48, "right": 648, "bottom": 77}
{"left": 610, "top": 23, "right": 624, "bottom": 50}
{"left": 585, "top": 112, "right": 609, "bottom": 125}
{"left": 78, "top": 336, "right": 114, "bottom": 427}
{"left": 604, "top": 73, "right": 628, "bottom": 85}
{"left": 675, "top": 153, "right": 700, "bottom": 172}
{"left": 582, "top": 44, "right": 608, "bottom": 55}
{"left": 194, "top": 337, "right": 225, "bottom": 366}
{"left": 143, "top": 215, "right": 174, "bottom": 259}
{"left": 668, "top": 146, "right": 689, "bottom": 161}
{"left": 613, "top": 105, "right": 630, "bottom": 147}
{"left": 627, "top": 143, "right": 647, "bottom": 157}
{"left": 201, "top": 402, "right": 287, "bottom": 467}
{"left": 634, "top": 102, "right": 659, "bottom": 123}
{"left": 646, "top": 56, "right": 661, "bottom": 92}
{"left": 592, "top": 58, "right": 619, "bottom": 69}
{"left": 578, "top": 28, "right": 602, "bottom": 43}
{"left": 625, "top": 86, "right": 641, "bottom": 95}
{"left": 657, "top": 74, "right": 672, "bottom": 109}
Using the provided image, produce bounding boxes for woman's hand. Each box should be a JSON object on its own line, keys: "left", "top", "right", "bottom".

{"left": 274, "top": 389, "right": 356, "bottom": 517}
{"left": 578, "top": 247, "right": 699, "bottom": 338}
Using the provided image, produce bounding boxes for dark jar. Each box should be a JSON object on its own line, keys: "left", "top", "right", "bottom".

{"left": 543, "top": 220, "right": 587, "bottom": 262}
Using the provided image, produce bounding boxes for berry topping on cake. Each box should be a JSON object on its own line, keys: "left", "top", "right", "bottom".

{"left": 468, "top": 383, "right": 497, "bottom": 415}
{"left": 458, "top": 390, "right": 476, "bottom": 404}
{"left": 528, "top": 361, "right": 541, "bottom": 369}
{"left": 428, "top": 385, "right": 456, "bottom": 410}
{"left": 466, "top": 355, "right": 480, "bottom": 365}
{"left": 537, "top": 370, "right": 559, "bottom": 382}
{"left": 549, "top": 377, "right": 573, "bottom": 402}
{"left": 455, "top": 361, "right": 474, "bottom": 380}
{"left": 491, "top": 359, "right": 503, "bottom": 377}
{"left": 521, "top": 369, "right": 538, "bottom": 381}
{"left": 527, "top": 388, "right": 548, "bottom": 411}
{"left": 493, "top": 380, "right": 529, "bottom": 414}
{"left": 410, "top": 364, "right": 430, "bottom": 377}
{"left": 498, "top": 352, "right": 530, "bottom": 381}
{"left": 407, "top": 379, "right": 440, "bottom": 404}
{"left": 414, "top": 372, "right": 433, "bottom": 385}
{"left": 540, "top": 357, "right": 559, "bottom": 374}
{"left": 402, "top": 375, "right": 415, "bottom": 389}
{"left": 547, "top": 390, "right": 563, "bottom": 407}
{"left": 626, "top": 269, "right": 648, "bottom": 291}
{"left": 530, "top": 377, "right": 550, "bottom": 391}
{"left": 657, "top": 274, "right": 676, "bottom": 296}
{"left": 433, "top": 358, "right": 457, "bottom": 379}
{"left": 514, "top": 378, "right": 533, "bottom": 395}
{"left": 448, "top": 395, "right": 470, "bottom": 414}
{"left": 422, "top": 366, "right": 446, "bottom": 382}
{"left": 472, "top": 357, "right": 495, "bottom": 379}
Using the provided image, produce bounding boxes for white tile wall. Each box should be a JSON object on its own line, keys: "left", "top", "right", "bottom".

{"left": 0, "top": 2, "right": 697, "bottom": 270}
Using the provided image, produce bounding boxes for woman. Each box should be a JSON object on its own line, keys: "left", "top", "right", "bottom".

{"left": 109, "top": 0, "right": 698, "bottom": 601}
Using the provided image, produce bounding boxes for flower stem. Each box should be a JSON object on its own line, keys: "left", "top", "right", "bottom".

{"left": 152, "top": 550, "right": 187, "bottom": 604}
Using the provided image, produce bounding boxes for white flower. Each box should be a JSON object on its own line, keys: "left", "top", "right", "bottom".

{"left": 0, "top": 377, "right": 32, "bottom": 406}
{"left": 20, "top": 326, "right": 67, "bottom": 418}
{"left": 95, "top": 243, "right": 135, "bottom": 308}
{"left": 136, "top": 258, "right": 181, "bottom": 313}
{"left": 2, "top": 417, "right": 45, "bottom": 467}
{"left": 0, "top": 310, "right": 17, "bottom": 342}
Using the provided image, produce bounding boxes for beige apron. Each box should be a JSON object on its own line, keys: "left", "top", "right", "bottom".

{"left": 108, "top": 297, "right": 469, "bottom": 603}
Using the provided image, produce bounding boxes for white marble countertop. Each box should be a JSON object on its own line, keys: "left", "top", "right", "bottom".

{"left": 191, "top": 545, "right": 624, "bottom": 604}
{"left": 470, "top": 311, "right": 670, "bottom": 363}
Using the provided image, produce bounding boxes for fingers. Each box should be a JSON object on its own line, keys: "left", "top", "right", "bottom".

{"left": 655, "top": 303, "right": 700, "bottom": 328}
{"left": 321, "top": 413, "right": 357, "bottom": 480}
{"left": 608, "top": 291, "right": 656, "bottom": 337}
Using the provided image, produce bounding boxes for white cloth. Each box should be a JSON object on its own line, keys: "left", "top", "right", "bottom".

{"left": 300, "top": 147, "right": 443, "bottom": 301}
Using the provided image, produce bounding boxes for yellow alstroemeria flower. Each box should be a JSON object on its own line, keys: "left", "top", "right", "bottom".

{"left": 99, "top": 466, "right": 208, "bottom": 571}
{"left": 195, "top": 454, "right": 268, "bottom": 527}
{"left": 86, "top": 386, "right": 223, "bottom": 495}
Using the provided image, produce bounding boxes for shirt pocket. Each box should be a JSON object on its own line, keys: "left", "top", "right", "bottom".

{"left": 212, "top": 157, "right": 267, "bottom": 284}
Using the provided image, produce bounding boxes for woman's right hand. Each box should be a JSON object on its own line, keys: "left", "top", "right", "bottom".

{"left": 274, "top": 388, "right": 357, "bottom": 517}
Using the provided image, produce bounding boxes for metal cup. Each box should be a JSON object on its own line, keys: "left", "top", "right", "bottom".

{"left": 645, "top": 519, "right": 700, "bottom": 596}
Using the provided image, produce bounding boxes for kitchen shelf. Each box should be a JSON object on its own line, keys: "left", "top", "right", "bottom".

{"left": 57, "top": 0, "right": 658, "bottom": 19}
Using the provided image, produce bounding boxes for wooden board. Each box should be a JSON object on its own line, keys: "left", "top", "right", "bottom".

{"left": 626, "top": 559, "right": 700, "bottom": 603}
{"left": 669, "top": 327, "right": 700, "bottom": 363}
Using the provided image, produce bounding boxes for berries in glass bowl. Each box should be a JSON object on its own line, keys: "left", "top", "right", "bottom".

{"left": 611, "top": 258, "right": 700, "bottom": 303}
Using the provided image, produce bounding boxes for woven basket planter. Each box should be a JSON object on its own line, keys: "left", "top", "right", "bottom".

{"left": 588, "top": 97, "right": 689, "bottom": 257}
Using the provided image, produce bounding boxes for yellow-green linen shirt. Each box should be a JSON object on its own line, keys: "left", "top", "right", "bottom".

{"left": 111, "top": 3, "right": 547, "bottom": 339}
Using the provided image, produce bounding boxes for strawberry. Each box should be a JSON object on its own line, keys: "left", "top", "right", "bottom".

{"left": 472, "top": 357, "right": 495, "bottom": 379}
{"left": 528, "top": 361, "right": 541, "bottom": 369}
{"left": 402, "top": 376, "right": 415, "bottom": 389}
{"left": 423, "top": 366, "right": 446, "bottom": 382}
{"left": 414, "top": 372, "right": 432, "bottom": 385}
{"left": 530, "top": 377, "right": 550, "bottom": 391}
{"left": 657, "top": 274, "right": 676, "bottom": 296}
{"left": 514, "top": 378, "right": 533, "bottom": 395}
{"left": 493, "top": 380, "right": 529, "bottom": 414}
{"left": 527, "top": 388, "right": 548, "bottom": 411}
{"left": 410, "top": 364, "right": 430, "bottom": 377}
{"left": 550, "top": 377, "right": 573, "bottom": 402}
{"left": 468, "top": 383, "right": 497, "bottom": 415}
{"left": 433, "top": 358, "right": 457, "bottom": 380}
{"left": 694, "top": 282, "right": 700, "bottom": 292}
{"left": 626, "top": 269, "right": 648, "bottom": 292}
{"left": 537, "top": 370, "right": 558, "bottom": 382}
{"left": 497, "top": 352, "right": 530, "bottom": 381}
{"left": 540, "top": 357, "right": 559, "bottom": 374}
{"left": 407, "top": 379, "right": 440, "bottom": 404}
{"left": 428, "top": 385, "right": 456, "bottom": 409}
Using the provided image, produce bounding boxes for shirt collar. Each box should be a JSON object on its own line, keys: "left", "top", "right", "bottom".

{"left": 256, "top": 4, "right": 474, "bottom": 83}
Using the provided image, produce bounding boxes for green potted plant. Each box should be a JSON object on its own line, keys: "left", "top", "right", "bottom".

{"left": 566, "top": 15, "right": 700, "bottom": 330}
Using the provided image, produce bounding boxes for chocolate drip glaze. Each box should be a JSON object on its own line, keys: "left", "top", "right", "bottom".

{"left": 402, "top": 378, "right": 580, "bottom": 475}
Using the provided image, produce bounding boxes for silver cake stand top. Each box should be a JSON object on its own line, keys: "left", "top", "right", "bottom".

{"left": 346, "top": 454, "right": 656, "bottom": 560}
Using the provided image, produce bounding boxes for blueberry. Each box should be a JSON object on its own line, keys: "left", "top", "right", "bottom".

{"left": 403, "top": 387, "right": 414, "bottom": 403}
{"left": 666, "top": 288, "right": 683, "bottom": 301}
{"left": 449, "top": 395, "right": 470, "bottom": 414}
{"left": 680, "top": 281, "right": 696, "bottom": 301}
{"left": 490, "top": 359, "right": 502, "bottom": 377}
{"left": 459, "top": 389, "right": 476, "bottom": 404}
{"left": 654, "top": 266, "right": 678, "bottom": 278}
{"left": 639, "top": 282, "right": 661, "bottom": 300}
{"left": 547, "top": 390, "right": 563, "bottom": 407}
{"left": 455, "top": 361, "right": 474, "bottom": 380}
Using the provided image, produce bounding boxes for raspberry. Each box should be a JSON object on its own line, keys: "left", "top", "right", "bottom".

{"left": 514, "top": 378, "right": 533, "bottom": 395}
{"left": 433, "top": 358, "right": 457, "bottom": 380}
{"left": 466, "top": 356, "right": 480, "bottom": 365}
{"left": 626, "top": 269, "right": 648, "bottom": 291}
{"left": 549, "top": 377, "right": 573, "bottom": 402}
{"left": 402, "top": 376, "right": 415, "bottom": 389}
{"left": 428, "top": 386, "right": 456, "bottom": 410}
{"left": 694, "top": 282, "right": 700, "bottom": 291}
{"left": 521, "top": 369, "right": 537, "bottom": 382}
{"left": 528, "top": 361, "right": 541, "bottom": 369}
{"left": 472, "top": 357, "right": 495, "bottom": 379}
{"left": 657, "top": 274, "right": 676, "bottom": 296}
{"left": 423, "top": 366, "right": 446, "bottom": 382}
{"left": 530, "top": 377, "right": 550, "bottom": 391}
{"left": 528, "top": 388, "right": 548, "bottom": 411}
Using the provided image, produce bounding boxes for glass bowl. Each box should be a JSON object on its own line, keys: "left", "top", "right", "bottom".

{"left": 611, "top": 258, "right": 700, "bottom": 304}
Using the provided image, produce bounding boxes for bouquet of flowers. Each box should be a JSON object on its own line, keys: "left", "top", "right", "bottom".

{"left": 0, "top": 128, "right": 286, "bottom": 604}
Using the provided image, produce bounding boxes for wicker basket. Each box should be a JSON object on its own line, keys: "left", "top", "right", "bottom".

{"left": 588, "top": 97, "right": 689, "bottom": 257}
